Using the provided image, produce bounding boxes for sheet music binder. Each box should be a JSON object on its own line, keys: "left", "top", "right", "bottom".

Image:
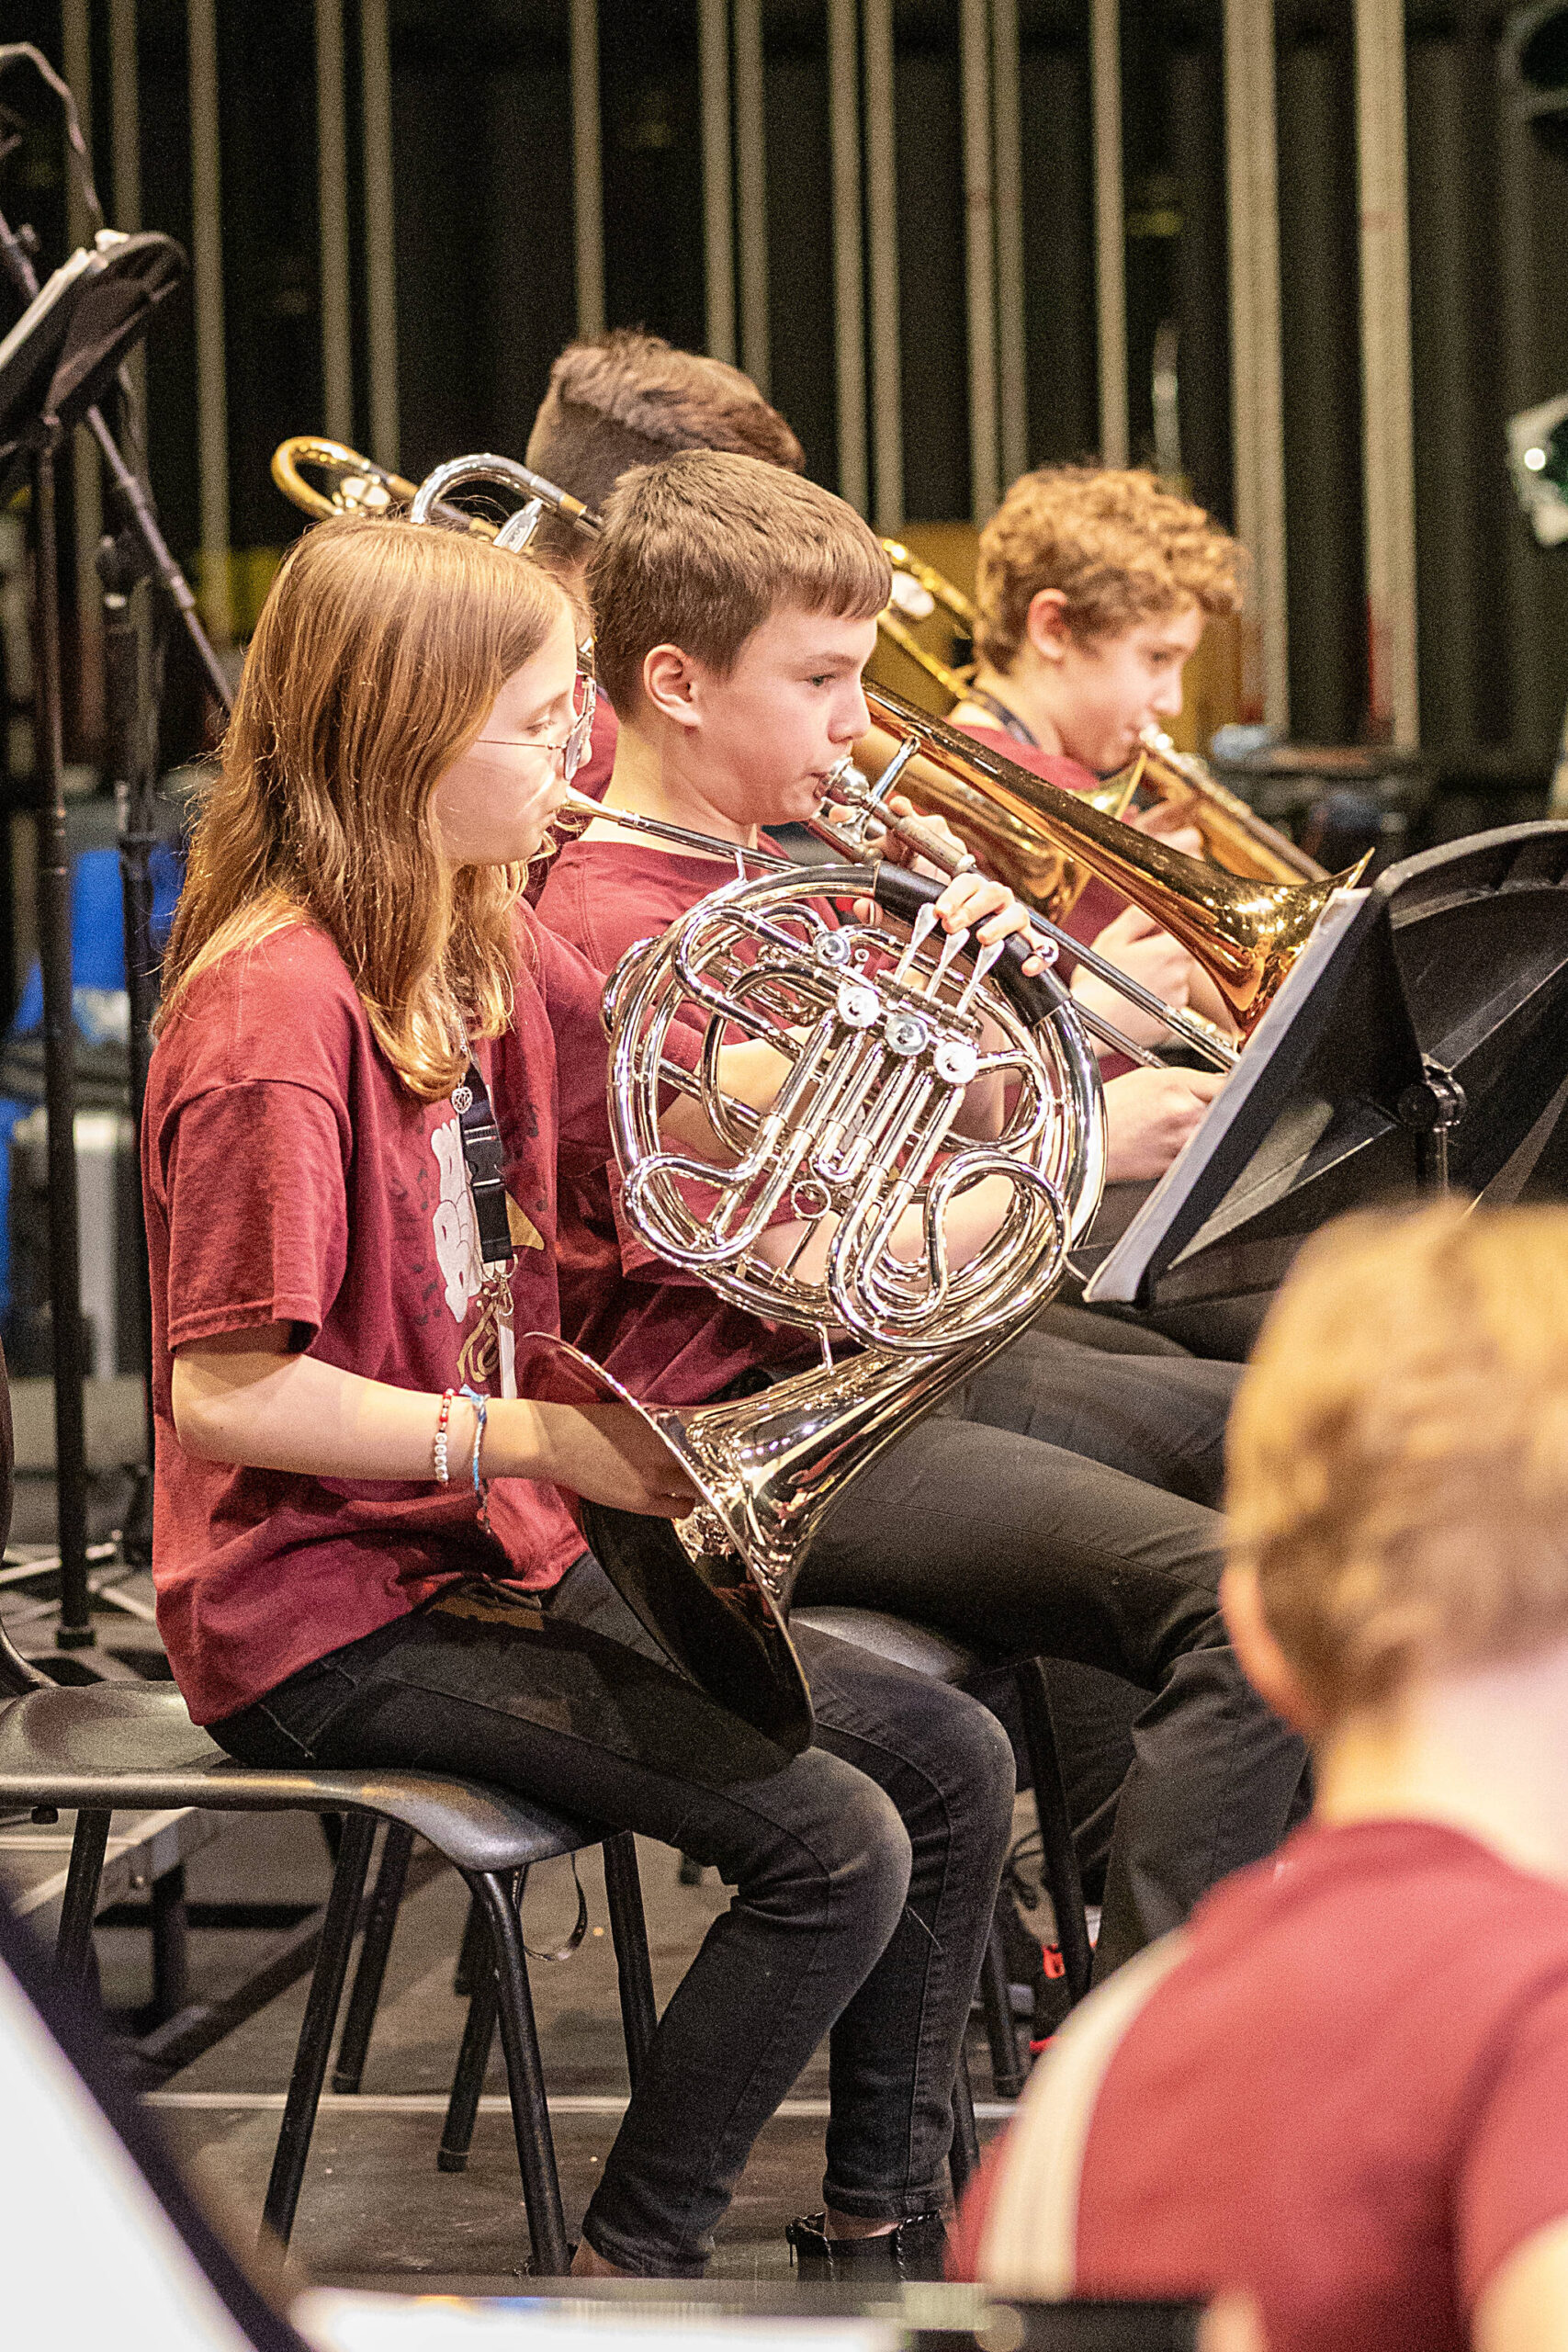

{"left": 1085, "top": 821, "right": 1568, "bottom": 1309}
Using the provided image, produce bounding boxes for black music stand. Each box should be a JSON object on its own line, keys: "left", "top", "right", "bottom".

{"left": 1084, "top": 822, "right": 1568, "bottom": 1312}
{"left": 0, "top": 231, "right": 186, "bottom": 1646}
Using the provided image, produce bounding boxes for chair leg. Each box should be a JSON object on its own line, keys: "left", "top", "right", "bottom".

{"left": 1014, "top": 1657, "right": 1093, "bottom": 2004}
{"left": 332, "top": 1822, "right": 414, "bottom": 2093}
{"left": 949, "top": 2041, "right": 981, "bottom": 2200}
{"left": 261, "top": 1812, "right": 377, "bottom": 2254}
{"left": 602, "top": 1833, "right": 657, "bottom": 2088}
{"left": 453, "top": 1888, "right": 487, "bottom": 1997}
{"left": 55, "top": 1809, "right": 112, "bottom": 1995}
{"left": 150, "top": 1864, "right": 189, "bottom": 2024}
{"left": 466, "top": 1868, "right": 570, "bottom": 2277}
{"left": 437, "top": 1951, "right": 499, "bottom": 2174}
{"left": 979, "top": 1922, "right": 1027, "bottom": 2099}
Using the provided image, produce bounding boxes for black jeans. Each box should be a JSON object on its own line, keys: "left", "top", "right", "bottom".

{"left": 213, "top": 1556, "right": 1015, "bottom": 2277}
{"left": 795, "top": 1324, "right": 1308, "bottom": 1975}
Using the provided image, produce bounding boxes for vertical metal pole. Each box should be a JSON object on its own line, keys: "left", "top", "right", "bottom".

{"left": 991, "top": 0, "right": 1027, "bottom": 490}
{"left": 699, "top": 0, "right": 736, "bottom": 364}
{"left": 1090, "top": 0, "right": 1128, "bottom": 467}
{"left": 61, "top": 0, "right": 105, "bottom": 750}
{"left": 1353, "top": 0, "right": 1418, "bottom": 746}
{"left": 316, "top": 0, "right": 353, "bottom": 446}
{"left": 109, "top": 0, "right": 143, "bottom": 230}
{"left": 187, "top": 0, "right": 231, "bottom": 647}
{"left": 864, "top": 0, "right": 903, "bottom": 530}
{"left": 960, "top": 0, "right": 998, "bottom": 520}
{"left": 1224, "top": 0, "right": 1289, "bottom": 729}
{"left": 361, "top": 0, "right": 400, "bottom": 470}
{"left": 734, "top": 0, "right": 769, "bottom": 394}
{"left": 570, "top": 0, "right": 605, "bottom": 339}
{"left": 32, "top": 447, "right": 93, "bottom": 1650}
{"left": 827, "top": 0, "right": 868, "bottom": 513}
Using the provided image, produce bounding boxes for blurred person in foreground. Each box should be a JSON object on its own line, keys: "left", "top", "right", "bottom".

{"left": 953, "top": 1201, "right": 1568, "bottom": 2352}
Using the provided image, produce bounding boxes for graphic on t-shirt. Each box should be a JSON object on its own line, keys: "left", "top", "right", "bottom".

{"left": 432, "top": 1114, "right": 484, "bottom": 1323}
{"left": 431, "top": 1113, "right": 547, "bottom": 1333}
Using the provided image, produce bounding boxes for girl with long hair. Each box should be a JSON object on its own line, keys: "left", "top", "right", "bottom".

{"left": 144, "top": 514, "right": 1017, "bottom": 2279}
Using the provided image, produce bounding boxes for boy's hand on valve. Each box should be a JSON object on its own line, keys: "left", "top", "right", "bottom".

{"left": 931, "top": 868, "right": 1051, "bottom": 978}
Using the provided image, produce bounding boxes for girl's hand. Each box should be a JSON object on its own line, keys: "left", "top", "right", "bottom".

{"left": 523, "top": 1401, "right": 699, "bottom": 1520}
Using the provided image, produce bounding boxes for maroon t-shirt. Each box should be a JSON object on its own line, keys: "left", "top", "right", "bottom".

{"left": 142, "top": 913, "right": 626, "bottom": 1724}
{"left": 952, "top": 1820, "right": 1568, "bottom": 2352}
{"left": 536, "top": 835, "right": 817, "bottom": 1405}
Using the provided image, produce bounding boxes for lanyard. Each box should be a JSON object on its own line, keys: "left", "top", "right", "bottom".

{"left": 964, "top": 686, "right": 1040, "bottom": 750}
{"left": 453, "top": 1058, "right": 515, "bottom": 1277}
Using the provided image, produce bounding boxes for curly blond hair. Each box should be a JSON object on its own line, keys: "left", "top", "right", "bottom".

{"left": 974, "top": 465, "right": 1245, "bottom": 670}
{"left": 1226, "top": 1204, "right": 1568, "bottom": 1718}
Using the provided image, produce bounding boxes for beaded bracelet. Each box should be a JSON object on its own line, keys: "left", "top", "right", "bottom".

{"left": 433, "top": 1388, "right": 457, "bottom": 1485}
{"left": 461, "top": 1385, "right": 492, "bottom": 1535}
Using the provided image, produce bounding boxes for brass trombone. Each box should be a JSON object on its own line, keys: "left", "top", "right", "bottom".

{"left": 269, "top": 435, "right": 600, "bottom": 548}
{"left": 1131, "top": 728, "right": 1328, "bottom": 886}
{"left": 871, "top": 532, "right": 1325, "bottom": 888}
{"left": 850, "top": 684, "right": 1369, "bottom": 1040}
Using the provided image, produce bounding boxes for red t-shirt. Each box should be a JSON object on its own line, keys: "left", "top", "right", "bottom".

{"left": 951, "top": 1820, "right": 1568, "bottom": 2352}
{"left": 142, "top": 912, "right": 628, "bottom": 1723}
{"left": 535, "top": 835, "right": 818, "bottom": 1405}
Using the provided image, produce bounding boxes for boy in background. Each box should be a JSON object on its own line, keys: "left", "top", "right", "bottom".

{"left": 957, "top": 1202, "right": 1568, "bottom": 2352}
{"left": 524, "top": 330, "right": 805, "bottom": 798}
{"left": 951, "top": 464, "right": 1246, "bottom": 1061}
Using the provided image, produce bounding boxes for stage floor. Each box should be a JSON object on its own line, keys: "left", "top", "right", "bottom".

{"left": 111, "top": 1806, "right": 1018, "bottom": 2292}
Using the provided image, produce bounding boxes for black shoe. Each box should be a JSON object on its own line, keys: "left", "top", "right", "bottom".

{"left": 785, "top": 2210, "right": 950, "bottom": 2281}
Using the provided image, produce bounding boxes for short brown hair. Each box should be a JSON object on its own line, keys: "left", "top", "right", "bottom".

{"left": 525, "top": 330, "right": 805, "bottom": 563}
{"left": 974, "top": 464, "right": 1245, "bottom": 671}
{"left": 1227, "top": 1204, "right": 1568, "bottom": 1718}
{"left": 587, "top": 449, "right": 891, "bottom": 716}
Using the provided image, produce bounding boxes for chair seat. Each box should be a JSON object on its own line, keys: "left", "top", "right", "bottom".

{"left": 792, "top": 1605, "right": 981, "bottom": 1685}
{"left": 0, "top": 1679, "right": 602, "bottom": 1875}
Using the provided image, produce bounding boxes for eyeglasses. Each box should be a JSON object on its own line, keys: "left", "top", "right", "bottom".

{"left": 475, "top": 669, "right": 597, "bottom": 782}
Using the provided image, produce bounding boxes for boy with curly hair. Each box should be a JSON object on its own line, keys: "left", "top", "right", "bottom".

{"left": 951, "top": 465, "right": 1246, "bottom": 1086}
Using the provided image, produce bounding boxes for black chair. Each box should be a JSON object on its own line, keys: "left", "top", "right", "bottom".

{"left": 0, "top": 1613, "right": 656, "bottom": 2276}
{"left": 434, "top": 1601, "right": 1093, "bottom": 2204}
{"left": 791, "top": 1606, "right": 1092, "bottom": 2130}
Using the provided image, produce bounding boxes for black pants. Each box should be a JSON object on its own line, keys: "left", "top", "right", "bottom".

{"left": 795, "top": 1324, "right": 1308, "bottom": 1975}
{"left": 213, "top": 1558, "right": 1015, "bottom": 2277}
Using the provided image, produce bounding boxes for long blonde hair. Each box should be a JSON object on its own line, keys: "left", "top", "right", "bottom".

{"left": 160, "top": 514, "right": 572, "bottom": 1100}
